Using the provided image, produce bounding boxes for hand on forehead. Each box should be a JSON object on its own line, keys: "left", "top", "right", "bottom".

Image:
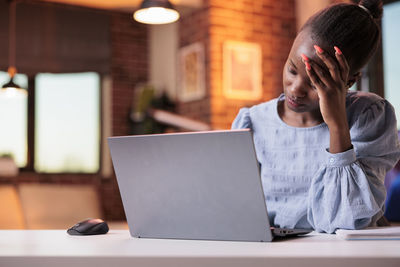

{"left": 292, "top": 30, "right": 335, "bottom": 72}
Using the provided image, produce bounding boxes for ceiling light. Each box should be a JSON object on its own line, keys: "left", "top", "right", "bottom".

{"left": 1, "top": 0, "right": 26, "bottom": 96}
{"left": 133, "top": 0, "right": 180, "bottom": 25}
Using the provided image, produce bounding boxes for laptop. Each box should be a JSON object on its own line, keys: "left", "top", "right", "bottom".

{"left": 108, "top": 129, "right": 311, "bottom": 242}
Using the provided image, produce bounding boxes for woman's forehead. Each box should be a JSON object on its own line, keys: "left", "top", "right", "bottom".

{"left": 290, "top": 30, "right": 331, "bottom": 68}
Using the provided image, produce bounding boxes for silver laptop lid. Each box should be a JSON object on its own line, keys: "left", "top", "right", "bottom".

{"left": 108, "top": 129, "right": 273, "bottom": 242}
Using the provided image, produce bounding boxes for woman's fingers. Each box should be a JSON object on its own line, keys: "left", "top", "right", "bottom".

{"left": 314, "top": 45, "right": 342, "bottom": 83}
{"left": 301, "top": 56, "right": 325, "bottom": 93}
{"left": 301, "top": 54, "right": 333, "bottom": 91}
{"left": 302, "top": 45, "right": 350, "bottom": 93}
{"left": 334, "top": 46, "right": 349, "bottom": 82}
{"left": 308, "top": 60, "right": 335, "bottom": 89}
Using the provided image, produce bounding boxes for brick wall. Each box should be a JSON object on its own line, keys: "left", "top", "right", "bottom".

{"left": 102, "top": 13, "right": 148, "bottom": 221}
{"left": 177, "top": 5, "right": 211, "bottom": 124}
{"left": 209, "top": 0, "right": 296, "bottom": 129}
{"left": 177, "top": 0, "right": 296, "bottom": 130}
{"left": 111, "top": 13, "right": 148, "bottom": 137}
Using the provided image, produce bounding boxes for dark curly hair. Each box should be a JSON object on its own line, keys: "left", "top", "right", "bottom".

{"left": 301, "top": 0, "right": 383, "bottom": 74}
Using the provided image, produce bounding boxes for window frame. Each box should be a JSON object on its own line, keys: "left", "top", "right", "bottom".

{"left": 361, "top": 0, "right": 400, "bottom": 98}
{"left": 18, "top": 73, "right": 103, "bottom": 174}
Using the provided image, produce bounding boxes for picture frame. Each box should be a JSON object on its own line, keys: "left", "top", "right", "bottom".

{"left": 178, "top": 42, "right": 206, "bottom": 102}
{"left": 223, "top": 41, "right": 262, "bottom": 100}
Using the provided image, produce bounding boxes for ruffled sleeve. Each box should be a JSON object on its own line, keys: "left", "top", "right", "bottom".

{"left": 231, "top": 107, "right": 253, "bottom": 130}
{"left": 307, "top": 98, "right": 400, "bottom": 233}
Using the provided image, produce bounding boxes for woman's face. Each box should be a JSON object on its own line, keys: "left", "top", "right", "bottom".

{"left": 282, "top": 29, "right": 325, "bottom": 115}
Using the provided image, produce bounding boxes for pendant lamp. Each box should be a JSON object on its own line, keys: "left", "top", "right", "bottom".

{"left": 1, "top": 0, "right": 26, "bottom": 96}
{"left": 133, "top": 0, "right": 180, "bottom": 25}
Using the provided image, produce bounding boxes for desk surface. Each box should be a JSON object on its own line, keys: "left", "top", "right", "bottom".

{"left": 1, "top": 230, "right": 399, "bottom": 267}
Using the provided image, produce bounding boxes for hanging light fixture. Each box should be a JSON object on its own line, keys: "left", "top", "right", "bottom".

{"left": 133, "top": 0, "right": 180, "bottom": 25}
{"left": 1, "top": 0, "right": 26, "bottom": 96}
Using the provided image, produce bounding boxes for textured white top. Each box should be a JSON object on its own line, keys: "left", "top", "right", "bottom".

{"left": 232, "top": 91, "right": 400, "bottom": 233}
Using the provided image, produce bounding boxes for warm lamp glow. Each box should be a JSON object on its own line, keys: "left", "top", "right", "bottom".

{"left": 134, "top": 7, "right": 179, "bottom": 24}
{"left": 1, "top": 67, "right": 26, "bottom": 97}
{"left": 0, "top": 86, "right": 27, "bottom": 98}
{"left": 133, "top": 0, "right": 180, "bottom": 25}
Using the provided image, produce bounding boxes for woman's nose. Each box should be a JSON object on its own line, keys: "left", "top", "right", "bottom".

{"left": 289, "top": 79, "right": 307, "bottom": 98}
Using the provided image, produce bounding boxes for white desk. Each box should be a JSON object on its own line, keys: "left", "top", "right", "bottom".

{"left": 1, "top": 230, "right": 399, "bottom": 267}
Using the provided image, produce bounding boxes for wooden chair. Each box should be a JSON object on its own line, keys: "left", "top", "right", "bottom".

{"left": 0, "top": 185, "right": 25, "bottom": 229}
{"left": 18, "top": 183, "right": 102, "bottom": 229}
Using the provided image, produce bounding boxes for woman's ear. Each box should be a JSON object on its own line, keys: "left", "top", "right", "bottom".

{"left": 346, "top": 72, "right": 361, "bottom": 89}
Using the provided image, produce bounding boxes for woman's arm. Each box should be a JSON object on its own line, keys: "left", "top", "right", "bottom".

{"left": 302, "top": 45, "right": 353, "bottom": 153}
{"left": 307, "top": 98, "right": 400, "bottom": 233}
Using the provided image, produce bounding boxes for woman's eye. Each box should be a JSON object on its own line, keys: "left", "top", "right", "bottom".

{"left": 288, "top": 67, "right": 297, "bottom": 75}
{"left": 310, "top": 83, "right": 317, "bottom": 90}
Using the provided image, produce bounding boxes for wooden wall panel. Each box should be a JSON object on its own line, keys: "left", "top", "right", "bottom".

{"left": 0, "top": 0, "right": 110, "bottom": 75}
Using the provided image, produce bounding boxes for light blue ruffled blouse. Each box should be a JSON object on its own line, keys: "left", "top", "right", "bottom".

{"left": 232, "top": 91, "right": 400, "bottom": 233}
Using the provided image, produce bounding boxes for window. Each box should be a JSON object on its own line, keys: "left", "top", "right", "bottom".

{"left": 0, "top": 71, "right": 101, "bottom": 173}
{"left": 35, "top": 72, "right": 101, "bottom": 173}
{"left": 0, "top": 72, "right": 28, "bottom": 167}
{"left": 383, "top": 1, "right": 400, "bottom": 129}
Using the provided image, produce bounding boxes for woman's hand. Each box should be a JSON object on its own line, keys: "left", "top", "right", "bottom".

{"left": 302, "top": 46, "right": 352, "bottom": 153}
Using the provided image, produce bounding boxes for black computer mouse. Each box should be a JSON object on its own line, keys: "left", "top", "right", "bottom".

{"left": 67, "top": 218, "right": 109, "bottom": 235}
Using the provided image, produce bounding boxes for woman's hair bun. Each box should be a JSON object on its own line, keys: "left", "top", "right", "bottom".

{"left": 358, "top": 0, "right": 383, "bottom": 20}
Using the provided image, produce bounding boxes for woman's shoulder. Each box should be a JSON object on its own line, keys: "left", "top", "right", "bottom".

{"left": 346, "top": 90, "right": 396, "bottom": 129}
{"left": 346, "top": 91, "right": 386, "bottom": 112}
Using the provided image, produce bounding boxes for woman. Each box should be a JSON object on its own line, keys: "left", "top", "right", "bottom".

{"left": 232, "top": 0, "right": 400, "bottom": 233}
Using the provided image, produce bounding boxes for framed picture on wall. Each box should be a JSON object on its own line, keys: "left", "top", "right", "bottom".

{"left": 223, "top": 41, "right": 262, "bottom": 100}
{"left": 178, "top": 42, "right": 206, "bottom": 102}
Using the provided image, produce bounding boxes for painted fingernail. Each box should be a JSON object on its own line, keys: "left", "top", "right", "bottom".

{"left": 334, "top": 46, "right": 342, "bottom": 55}
{"left": 301, "top": 53, "right": 309, "bottom": 62}
{"left": 314, "top": 45, "right": 323, "bottom": 53}
{"left": 304, "top": 61, "right": 311, "bottom": 70}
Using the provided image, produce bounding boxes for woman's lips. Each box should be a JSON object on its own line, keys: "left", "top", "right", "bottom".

{"left": 286, "top": 96, "right": 304, "bottom": 108}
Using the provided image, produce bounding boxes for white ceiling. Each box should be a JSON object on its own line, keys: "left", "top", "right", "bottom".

{"left": 39, "top": 0, "right": 203, "bottom": 13}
